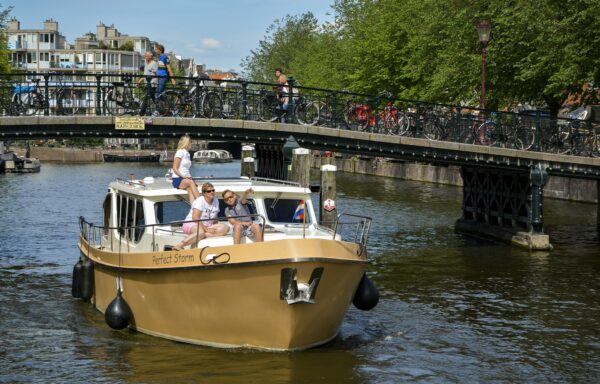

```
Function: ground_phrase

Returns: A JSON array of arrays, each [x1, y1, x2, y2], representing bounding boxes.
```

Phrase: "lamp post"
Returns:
[[477, 20, 491, 110]]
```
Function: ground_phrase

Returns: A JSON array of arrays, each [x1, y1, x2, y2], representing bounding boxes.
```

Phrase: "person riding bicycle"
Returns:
[[274, 68, 289, 110]]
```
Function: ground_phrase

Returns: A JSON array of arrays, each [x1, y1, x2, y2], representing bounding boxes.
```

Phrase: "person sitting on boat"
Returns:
[[171, 135, 200, 203], [222, 188, 264, 244], [172, 182, 229, 251]]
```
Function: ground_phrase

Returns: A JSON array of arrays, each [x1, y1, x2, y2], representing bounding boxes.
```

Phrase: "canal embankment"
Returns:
[[15, 147, 598, 204], [312, 155, 598, 204]]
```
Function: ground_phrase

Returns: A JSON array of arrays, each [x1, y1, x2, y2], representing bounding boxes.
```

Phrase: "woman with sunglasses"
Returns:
[[172, 182, 228, 251]]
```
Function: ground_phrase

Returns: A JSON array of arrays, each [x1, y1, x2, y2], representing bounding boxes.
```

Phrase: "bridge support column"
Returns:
[[455, 164, 552, 251], [255, 144, 285, 180]]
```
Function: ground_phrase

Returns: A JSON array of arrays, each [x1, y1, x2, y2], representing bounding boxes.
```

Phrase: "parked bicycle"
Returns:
[[104, 75, 145, 116], [156, 79, 223, 118], [8, 74, 79, 116]]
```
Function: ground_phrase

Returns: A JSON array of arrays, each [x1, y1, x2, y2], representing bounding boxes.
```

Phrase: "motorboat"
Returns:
[[192, 149, 233, 163], [74, 175, 378, 351], [103, 153, 160, 162], [0, 152, 41, 173]]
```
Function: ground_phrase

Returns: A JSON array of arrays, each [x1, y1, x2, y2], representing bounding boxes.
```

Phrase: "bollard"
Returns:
[[320, 164, 337, 229], [289, 148, 310, 187], [241, 145, 255, 178]]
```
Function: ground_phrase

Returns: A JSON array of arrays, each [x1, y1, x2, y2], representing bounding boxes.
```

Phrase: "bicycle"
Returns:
[[104, 75, 144, 116], [374, 92, 410, 135], [343, 98, 374, 131], [10, 78, 47, 116], [255, 89, 319, 125], [157, 79, 223, 118]]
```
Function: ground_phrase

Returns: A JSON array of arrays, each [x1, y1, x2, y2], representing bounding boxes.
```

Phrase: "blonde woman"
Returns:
[[172, 182, 229, 250], [171, 135, 199, 203]]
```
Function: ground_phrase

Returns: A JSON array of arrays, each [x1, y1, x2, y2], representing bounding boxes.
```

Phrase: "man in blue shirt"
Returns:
[[154, 44, 176, 101]]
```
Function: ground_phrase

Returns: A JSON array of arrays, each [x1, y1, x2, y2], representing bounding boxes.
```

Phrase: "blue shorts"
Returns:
[[172, 177, 182, 189]]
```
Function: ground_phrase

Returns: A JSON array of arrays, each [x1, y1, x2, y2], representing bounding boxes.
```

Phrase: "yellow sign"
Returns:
[[115, 117, 145, 130]]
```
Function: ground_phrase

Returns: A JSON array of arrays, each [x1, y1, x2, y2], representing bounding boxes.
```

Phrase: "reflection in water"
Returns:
[[1, 163, 599, 382]]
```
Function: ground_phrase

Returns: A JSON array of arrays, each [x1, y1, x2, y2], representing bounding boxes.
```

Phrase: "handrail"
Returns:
[[332, 212, 372, 256], [79, 214, 266, 252]]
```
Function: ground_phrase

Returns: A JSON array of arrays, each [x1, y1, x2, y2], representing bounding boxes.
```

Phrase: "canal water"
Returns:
[[1, 162, 599, 383]]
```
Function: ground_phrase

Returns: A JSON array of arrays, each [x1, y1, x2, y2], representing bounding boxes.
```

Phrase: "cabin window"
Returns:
[[115, 194, 145, 242], [264, 199, 308, 224], [154, 200, 190, 224]]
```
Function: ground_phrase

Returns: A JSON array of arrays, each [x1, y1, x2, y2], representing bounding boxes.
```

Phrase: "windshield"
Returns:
[[264, 198, 309, 224]]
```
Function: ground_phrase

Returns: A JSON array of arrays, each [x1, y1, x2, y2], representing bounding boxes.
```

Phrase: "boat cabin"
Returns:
[[100, 176, 335, 251]]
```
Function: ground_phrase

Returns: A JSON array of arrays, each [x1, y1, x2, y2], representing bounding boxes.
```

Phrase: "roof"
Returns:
[[109, 176, 309, 198]]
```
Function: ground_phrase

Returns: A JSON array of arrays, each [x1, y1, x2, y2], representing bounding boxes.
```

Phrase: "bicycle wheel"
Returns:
[[316, 102, 332, 127], [202, 92, 223, 118], [476, 121, 496, 146], [155, 90, 178, 116], [256, 96, 278, 122], [375, 113, 397, 135], [396, 113, 411, 136], [58, 89, 80, 115], [10, 94, 24, 116], [23, 93, 44, 116], [512, 124, 535, 150], [296, 101, 319, 125], [422, 115, 442, 140], [105, 88, 126, 116]]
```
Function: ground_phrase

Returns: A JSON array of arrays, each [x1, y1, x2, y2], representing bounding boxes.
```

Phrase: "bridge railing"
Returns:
[[1, 72, 598, 157]]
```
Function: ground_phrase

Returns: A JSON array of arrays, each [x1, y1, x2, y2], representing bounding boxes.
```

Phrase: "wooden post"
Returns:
[[320, 164, 337, 229], [241, 145, 255, 178], [289, 148, 310, 187], [597, 179, 600, 228]]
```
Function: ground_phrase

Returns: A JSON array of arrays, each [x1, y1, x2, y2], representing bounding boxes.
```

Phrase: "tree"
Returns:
[[242, 0, 600, 114], [0, 4, 14, 73], [118, 40, 134, 52]]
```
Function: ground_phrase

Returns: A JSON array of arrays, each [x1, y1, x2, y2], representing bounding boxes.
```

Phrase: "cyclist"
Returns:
[[274, 68, 289, 120]]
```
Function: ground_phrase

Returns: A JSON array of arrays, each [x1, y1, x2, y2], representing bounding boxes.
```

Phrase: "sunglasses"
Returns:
[[203, 189, 215, 193], [224, 195, 235, 200]]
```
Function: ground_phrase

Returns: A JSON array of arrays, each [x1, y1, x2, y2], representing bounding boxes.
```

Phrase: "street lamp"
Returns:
[[477, 20, 492, 110]]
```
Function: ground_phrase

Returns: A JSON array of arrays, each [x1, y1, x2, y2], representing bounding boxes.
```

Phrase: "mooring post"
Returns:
[[320, 164, 337, 228], [289, 148, 310, 187], [530, 163, 549, 233], [241, 145, 255, 178]]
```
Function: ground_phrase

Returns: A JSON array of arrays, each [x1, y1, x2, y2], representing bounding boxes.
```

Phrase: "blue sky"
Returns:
[[5, 0, 335, 72]]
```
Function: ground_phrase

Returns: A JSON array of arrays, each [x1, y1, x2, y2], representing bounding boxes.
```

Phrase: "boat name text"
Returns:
[[153, 253, 195, 265]]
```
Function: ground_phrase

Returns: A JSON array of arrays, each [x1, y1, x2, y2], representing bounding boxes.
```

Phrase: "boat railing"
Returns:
[[79, 214, 266, 253], [250, 177, 301, 187], [333, 213, 372, 255]]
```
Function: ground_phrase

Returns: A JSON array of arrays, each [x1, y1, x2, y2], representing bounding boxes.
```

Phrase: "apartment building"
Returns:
[[6, 18, 145, 75]]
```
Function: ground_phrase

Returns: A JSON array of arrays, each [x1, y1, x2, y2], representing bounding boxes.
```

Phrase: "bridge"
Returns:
[[1, 72, 599, 250]]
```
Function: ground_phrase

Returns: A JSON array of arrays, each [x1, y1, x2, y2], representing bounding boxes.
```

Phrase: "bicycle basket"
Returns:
[[12, 85, 36, 94]]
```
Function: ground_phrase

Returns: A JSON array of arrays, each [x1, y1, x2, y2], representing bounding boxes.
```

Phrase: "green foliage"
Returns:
[[0, 4, 14, 73], [242, 0, 600, 114], [118, 40, 134, 52]]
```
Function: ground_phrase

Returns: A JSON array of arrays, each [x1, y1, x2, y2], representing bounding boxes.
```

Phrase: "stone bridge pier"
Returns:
[[455, 163, 552, 251]]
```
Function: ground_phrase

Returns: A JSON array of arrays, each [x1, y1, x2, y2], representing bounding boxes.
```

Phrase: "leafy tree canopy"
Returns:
[[242, 0, 600, 114]]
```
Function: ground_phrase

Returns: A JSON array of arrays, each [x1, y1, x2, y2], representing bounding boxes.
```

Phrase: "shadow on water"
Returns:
[[1, 163, 600, 383]]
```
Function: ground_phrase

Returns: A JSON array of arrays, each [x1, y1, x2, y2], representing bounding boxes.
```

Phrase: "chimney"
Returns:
[[7, 18, 20, 31], [43, 18, 58, 31], [96, 22, 107, 39]]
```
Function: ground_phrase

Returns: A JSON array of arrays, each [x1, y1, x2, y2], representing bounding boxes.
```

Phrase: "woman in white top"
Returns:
[[171, 135, 200, 203], [172, 182, 229, 250]]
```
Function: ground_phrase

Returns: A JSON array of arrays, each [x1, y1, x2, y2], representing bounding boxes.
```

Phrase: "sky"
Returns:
[[5, 0, 335, 73]]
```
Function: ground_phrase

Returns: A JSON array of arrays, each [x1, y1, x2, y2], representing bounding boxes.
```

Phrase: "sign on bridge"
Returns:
[[115, 117, 145, 130]]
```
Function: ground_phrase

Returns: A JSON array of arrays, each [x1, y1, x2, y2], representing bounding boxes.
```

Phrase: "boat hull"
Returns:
[[80, 237, 367, 350], [103, 154, 160, 162]]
